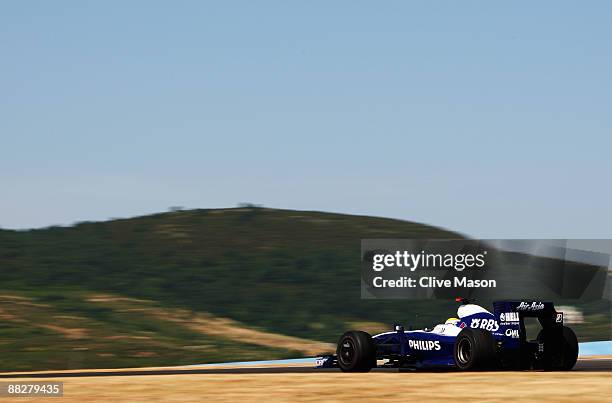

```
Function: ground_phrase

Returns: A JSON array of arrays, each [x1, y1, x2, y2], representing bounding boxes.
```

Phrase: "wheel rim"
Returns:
[[339, 338, 356, 366], [457, 338, 472, 365]]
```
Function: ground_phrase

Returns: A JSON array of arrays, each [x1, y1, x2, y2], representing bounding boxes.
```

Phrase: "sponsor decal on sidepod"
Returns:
[[408, 340, 441, 351], [470, 318, 499, 331], [500, 312, 520, 322], [505, 328, 520, 338]]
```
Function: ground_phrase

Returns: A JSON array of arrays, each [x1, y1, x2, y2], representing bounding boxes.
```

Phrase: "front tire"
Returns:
[[454, 328, 497, 370], [336, 330, 376, 372]]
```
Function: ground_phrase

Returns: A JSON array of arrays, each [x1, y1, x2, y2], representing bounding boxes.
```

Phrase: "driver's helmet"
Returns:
[[445, 317, 460, 326]]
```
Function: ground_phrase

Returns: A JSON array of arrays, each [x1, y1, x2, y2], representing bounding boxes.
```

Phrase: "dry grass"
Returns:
[[87, 294, 335, 356], [0, 297, 87, 339], [86, 295, 154, 304], [147, 308, 334, 356], [0, 307, 22, 322], [37, 324, 89, 340], [346, 321, 389, 335], [4, 371, 611, 402]]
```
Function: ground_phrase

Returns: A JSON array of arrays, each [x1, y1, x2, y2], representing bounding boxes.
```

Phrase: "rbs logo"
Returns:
[[470, 318, 499, 332]]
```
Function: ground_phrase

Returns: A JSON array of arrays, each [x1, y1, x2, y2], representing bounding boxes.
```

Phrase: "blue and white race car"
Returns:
[[316, 299, 578, 371]]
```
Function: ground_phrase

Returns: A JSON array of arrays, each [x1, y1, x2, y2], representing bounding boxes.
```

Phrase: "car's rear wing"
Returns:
[[493, 300, 563, 348]]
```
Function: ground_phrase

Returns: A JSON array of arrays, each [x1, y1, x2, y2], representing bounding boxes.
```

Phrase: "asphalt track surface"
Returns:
[[0, 358, 609, 378]]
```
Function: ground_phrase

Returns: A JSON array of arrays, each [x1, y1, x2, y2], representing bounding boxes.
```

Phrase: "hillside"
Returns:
[[0, 207, 462, 370], [0, 207, 465, 333], [0, 207, 608, 371]]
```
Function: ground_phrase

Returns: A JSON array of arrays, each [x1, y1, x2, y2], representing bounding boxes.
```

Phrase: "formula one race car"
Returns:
[[316, 299, 578, 371]]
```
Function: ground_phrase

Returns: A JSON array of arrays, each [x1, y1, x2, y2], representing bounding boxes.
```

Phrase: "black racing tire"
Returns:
[[537, 326, 578, 371], [453, 328, 497, 371], [336, 330, 376, 372]]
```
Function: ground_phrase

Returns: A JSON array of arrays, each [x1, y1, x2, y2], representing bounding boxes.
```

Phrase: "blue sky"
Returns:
[[1, 1, 611, 237]]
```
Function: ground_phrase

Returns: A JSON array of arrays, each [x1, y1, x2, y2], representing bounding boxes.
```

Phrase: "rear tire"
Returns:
[[537, 326, 578, 371], [336, 330, 376, 372], [454, 328, 497, 370]]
